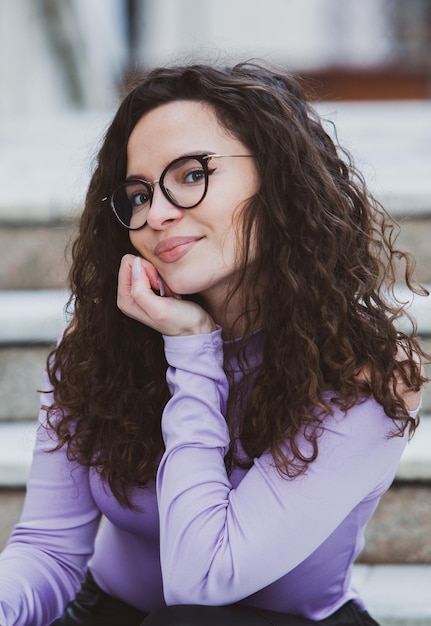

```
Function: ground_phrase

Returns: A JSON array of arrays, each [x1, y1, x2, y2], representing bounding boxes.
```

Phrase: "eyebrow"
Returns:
[[125, 151, 216, 182]]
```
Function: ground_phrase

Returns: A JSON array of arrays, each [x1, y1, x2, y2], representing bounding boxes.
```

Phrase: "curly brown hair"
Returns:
[[46, 61, 428, 505]]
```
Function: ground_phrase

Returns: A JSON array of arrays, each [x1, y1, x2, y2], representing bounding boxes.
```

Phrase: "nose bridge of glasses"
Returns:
[[149, 177, 175, 207], [145, 176, 183, 223], [143, 177, 159, 200], [139, 177, 163, 209]]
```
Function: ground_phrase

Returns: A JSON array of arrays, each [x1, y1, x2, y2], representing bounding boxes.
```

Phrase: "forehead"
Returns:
[[127, 100, 238, 170]]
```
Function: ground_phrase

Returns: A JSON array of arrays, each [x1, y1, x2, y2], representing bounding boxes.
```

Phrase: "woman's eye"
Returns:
[[130, 192, 150, 208], [183, 169, 205, 184]]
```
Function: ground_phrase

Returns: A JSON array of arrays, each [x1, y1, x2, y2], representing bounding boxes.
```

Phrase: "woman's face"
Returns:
[[127, 100, 260, 310]]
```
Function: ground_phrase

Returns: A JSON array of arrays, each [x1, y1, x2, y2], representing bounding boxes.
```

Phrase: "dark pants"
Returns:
[[51, 571, 379, 626], [141, 601, 379, 626]]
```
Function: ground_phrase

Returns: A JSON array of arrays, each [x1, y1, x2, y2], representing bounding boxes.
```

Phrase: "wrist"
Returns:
[[174, 319, 217, 336]]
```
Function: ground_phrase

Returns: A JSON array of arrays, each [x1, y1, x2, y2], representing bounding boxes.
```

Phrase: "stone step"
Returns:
[[358, 480, 431, 566], [352, 565, 431, 626], [0, 290, 69, 421], [0, 289, 69, 344], [391, 286, 431, 338], [315, 101, 431, 220], [0, 112, 110, 224], [395, 417, 431, 482], [0, 223, 73, 290], [396, 217, 431, 287]]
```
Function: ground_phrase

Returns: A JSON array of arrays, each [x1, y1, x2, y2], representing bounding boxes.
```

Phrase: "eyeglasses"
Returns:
[[108, 154, 254, 230]]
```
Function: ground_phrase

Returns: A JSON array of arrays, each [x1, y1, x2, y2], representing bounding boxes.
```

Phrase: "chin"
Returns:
[[168, 283, 205, 297], [162, 273, 212, 297]]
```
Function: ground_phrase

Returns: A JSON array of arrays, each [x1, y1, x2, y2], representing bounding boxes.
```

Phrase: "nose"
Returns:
[[145, 183, 184, 230]]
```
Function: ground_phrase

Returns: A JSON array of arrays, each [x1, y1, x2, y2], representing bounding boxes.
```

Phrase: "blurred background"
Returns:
[[1, 0, 430, 283], [0, 1, 431, 620], [2, 0, 431, 113]]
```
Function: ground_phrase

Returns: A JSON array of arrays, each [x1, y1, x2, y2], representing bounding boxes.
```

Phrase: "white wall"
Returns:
[[0, 0, 396, 114], [0, 0, 66, 114], [0, 0, 127, 114], [137, 0, 393, 70]]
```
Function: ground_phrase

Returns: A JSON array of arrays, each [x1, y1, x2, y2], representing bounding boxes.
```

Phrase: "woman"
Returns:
[[0, 62, 427, 626]]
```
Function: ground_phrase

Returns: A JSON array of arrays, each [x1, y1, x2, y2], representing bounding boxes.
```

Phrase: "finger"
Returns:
[[157, 275, 180, 299], [132, 256, 161, 292], [117, 254, 135, 303], [117, 255, 154, 320], [129, 260, 173, 320]]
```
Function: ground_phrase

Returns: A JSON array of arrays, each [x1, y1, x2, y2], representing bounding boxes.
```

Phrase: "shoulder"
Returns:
[[315, 395, 409, 468], [316, 397, 409, 490], [393, 340, 424, 412], [354, 341, 424, 413]]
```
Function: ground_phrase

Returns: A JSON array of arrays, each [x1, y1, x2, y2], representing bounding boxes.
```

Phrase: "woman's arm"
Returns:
[[116, 254, 418, 607], [157, 331, 413, 606], [0, 372, 101, 626]]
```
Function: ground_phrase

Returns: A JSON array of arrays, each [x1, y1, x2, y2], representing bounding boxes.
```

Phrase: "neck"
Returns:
[[199, 284, 259, 341]]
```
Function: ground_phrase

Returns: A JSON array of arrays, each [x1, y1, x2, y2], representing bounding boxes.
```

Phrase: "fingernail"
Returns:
[[132, 257, 142, 280], [157, 277, 165, 297]]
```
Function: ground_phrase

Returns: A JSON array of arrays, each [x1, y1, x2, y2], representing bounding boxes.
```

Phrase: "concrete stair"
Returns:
[[0, 104, 430, 624]]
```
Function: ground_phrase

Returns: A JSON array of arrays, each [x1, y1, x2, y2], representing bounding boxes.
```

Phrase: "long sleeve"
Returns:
[[157, 331, 409, 607], [0, 372, 101, 626]]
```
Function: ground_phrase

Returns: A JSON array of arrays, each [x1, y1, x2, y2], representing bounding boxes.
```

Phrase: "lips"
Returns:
[[154, 236, 203, 263]]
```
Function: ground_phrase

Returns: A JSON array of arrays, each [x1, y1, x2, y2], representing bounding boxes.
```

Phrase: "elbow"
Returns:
[[162, 576, 215, 606], [163, 585, 230, 607], [162, 566, 238, 607]]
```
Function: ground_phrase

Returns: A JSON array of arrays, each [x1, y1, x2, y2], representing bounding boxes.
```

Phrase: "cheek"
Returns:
[[129, 231, 151, 258], [216, 220, 244, 271]]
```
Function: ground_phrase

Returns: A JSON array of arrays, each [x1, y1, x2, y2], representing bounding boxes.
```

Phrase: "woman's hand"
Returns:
[[117, 254, 216, 336]]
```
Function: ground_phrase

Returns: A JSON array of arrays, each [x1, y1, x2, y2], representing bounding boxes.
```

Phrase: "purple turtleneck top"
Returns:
[[0, 329, 415, 625]]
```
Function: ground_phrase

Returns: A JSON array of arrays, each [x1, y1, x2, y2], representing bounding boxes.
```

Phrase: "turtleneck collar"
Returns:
[[222, 327, 265, 373]]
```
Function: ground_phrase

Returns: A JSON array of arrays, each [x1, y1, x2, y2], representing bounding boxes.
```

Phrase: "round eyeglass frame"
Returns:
[[106, 153, 254, 231]]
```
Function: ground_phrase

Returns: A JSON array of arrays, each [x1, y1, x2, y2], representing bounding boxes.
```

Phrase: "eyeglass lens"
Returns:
[[112, 156, 208, 229]]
